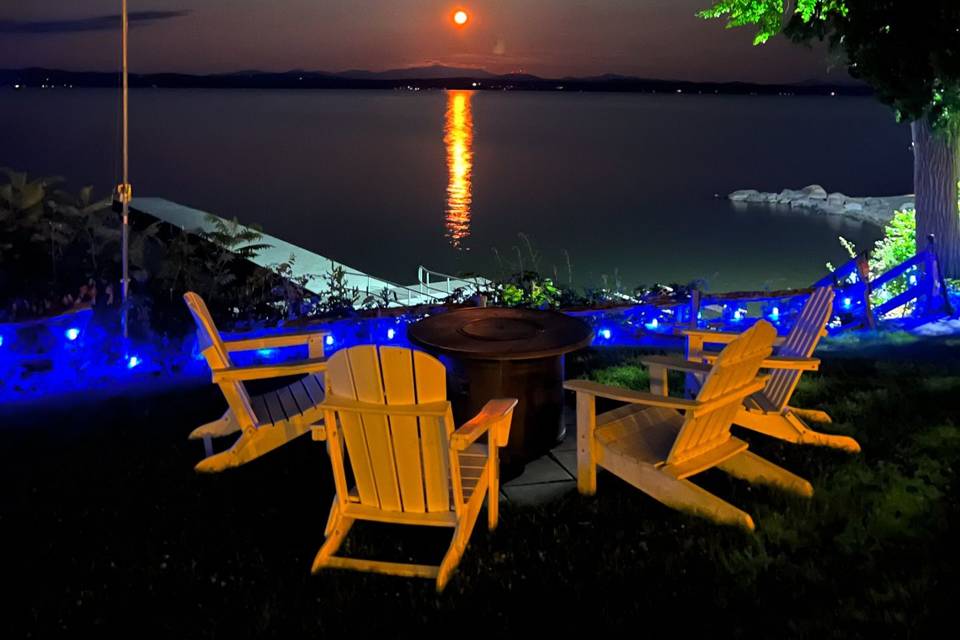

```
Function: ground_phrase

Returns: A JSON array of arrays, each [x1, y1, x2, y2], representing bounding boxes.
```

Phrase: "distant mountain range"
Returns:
[[0, 65, 869, 96]]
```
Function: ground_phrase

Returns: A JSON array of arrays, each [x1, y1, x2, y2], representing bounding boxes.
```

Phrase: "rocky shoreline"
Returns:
[[729, 185, 914, 226]]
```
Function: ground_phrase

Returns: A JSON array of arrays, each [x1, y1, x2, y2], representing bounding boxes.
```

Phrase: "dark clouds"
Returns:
[[0, 11, 189, 35]]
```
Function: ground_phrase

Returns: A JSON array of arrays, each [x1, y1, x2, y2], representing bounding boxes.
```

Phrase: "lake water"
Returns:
[[1, 88, 914, 291]]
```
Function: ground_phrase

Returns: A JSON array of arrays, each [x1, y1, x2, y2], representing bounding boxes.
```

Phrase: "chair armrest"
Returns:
[[211, 357, 328, 382], [639, 355, 713, 376], [702, 353, 820, 371], [763, 355, 821, 371], [680, 329, 740, 344], [321, 394, 451, 418], [682, 328, 786, 348], [566, 378, 768, 417], [450, 398, 518, 450], [564, 380, 701, 412], [224, 330, 330, 358]]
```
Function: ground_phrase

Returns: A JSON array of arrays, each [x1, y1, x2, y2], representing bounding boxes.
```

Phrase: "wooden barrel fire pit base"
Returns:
[[408, 308, 593, 478]]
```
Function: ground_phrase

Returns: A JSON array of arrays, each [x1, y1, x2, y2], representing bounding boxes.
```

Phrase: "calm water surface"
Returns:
[[1, 88, 913, 291]]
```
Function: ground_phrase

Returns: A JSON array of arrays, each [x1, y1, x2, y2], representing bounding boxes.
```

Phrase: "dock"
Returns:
[[131, 198, 489, 307]]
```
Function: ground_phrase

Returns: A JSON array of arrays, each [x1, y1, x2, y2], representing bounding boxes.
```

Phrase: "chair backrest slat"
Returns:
[[668, 321, 776, 464], [764, 287, 834, 411], [326, 346, 454, 514], [380, 347, 427, 513], [183, 292, 258, 431], [347, 346, 403, 511], [327, 347, 381, 507], [412, 350, 453, 513]]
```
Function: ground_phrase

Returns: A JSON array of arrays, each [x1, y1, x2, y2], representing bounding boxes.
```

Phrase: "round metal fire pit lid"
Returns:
[[407, 307, 593, 360]]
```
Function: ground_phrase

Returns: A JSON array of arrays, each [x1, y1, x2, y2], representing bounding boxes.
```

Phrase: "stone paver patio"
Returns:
[[501, 406, 579, 506]]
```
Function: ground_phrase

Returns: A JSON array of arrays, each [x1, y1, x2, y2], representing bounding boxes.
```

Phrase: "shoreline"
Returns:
[[2, 68, 872, 97], [729, 185, 913, 227]]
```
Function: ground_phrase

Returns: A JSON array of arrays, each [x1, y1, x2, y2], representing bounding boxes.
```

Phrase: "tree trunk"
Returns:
[[912, 118, 960, 278]]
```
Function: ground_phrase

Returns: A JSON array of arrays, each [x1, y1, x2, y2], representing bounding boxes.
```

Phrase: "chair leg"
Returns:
[[601, 447, 755, 530], [190, 409, 240, 440], [437, 493, 484, 592], [194, 421, 316, 473], [576, 392, 598, 495], [311, 507, 355, 574], [650, 474, 756, 531], [324, 496, 341, 537], [718, 450, 814, 497], [789, 407, 832, 424], [638, 474, 754, 531], [487, 450, 500, 532], [194, 448, 238, 473], [736, 407, 861, 453]]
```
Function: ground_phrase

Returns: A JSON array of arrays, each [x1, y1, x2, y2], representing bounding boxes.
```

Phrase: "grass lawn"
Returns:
[[5, 337, 960, 637]]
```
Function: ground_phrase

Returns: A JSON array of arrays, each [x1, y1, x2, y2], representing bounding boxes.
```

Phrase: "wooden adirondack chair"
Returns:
[[311, 345, 517, 592], [565, 320, 812, 530], [185, 292, 330, 473], [684, 286, 860, 453]]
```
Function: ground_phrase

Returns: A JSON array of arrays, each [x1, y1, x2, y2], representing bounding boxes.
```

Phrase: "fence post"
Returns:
[[926, 234, 955, 316], [683, 287, 703, 398], [688, 287, 701, 329], [856, 250, 877, 329]]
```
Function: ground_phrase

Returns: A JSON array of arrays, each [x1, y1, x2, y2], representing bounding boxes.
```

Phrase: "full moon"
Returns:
[[453, 10, 469, 26]]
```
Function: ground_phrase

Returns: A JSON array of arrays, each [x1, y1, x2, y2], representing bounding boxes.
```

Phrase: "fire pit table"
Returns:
[[407, 307, 593, 476]]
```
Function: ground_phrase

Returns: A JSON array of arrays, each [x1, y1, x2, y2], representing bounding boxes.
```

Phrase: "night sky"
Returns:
[[0, 1, 845, 82]]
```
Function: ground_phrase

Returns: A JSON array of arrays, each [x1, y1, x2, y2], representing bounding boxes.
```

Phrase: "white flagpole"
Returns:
[[119, 0, 131, 338]]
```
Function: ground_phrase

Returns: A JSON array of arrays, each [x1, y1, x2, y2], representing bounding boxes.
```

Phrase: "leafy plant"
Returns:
[[321, 265, 361, 316], [872, 210, 918, 276], [200, 215, 272, 259], [49, 186, 119, 276], [361, 286, 399, 311]]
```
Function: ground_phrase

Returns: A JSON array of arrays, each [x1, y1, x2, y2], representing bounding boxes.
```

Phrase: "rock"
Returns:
[[729, 189, 759, 202], [891, 198, 916, 212], [777, 189, 801, 203], [729, 184, 911, 227], [826, 192, 847, 207], [801, 184, 828, 200]]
